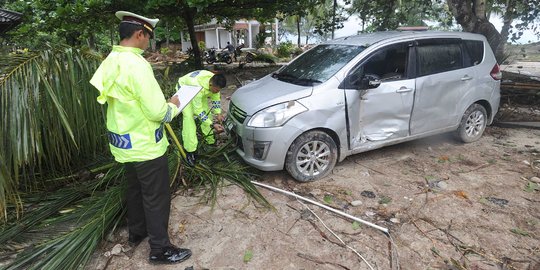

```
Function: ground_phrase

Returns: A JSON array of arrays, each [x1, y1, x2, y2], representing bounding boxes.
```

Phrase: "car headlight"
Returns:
[[247, 101, 307, 128]]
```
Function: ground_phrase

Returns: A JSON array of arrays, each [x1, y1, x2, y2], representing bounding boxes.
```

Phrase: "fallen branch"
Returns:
[[297, 253, 351, 270], [419, 218, 522, 270], [251, 181, 389, 234], [353, 160, 388, 176], [299, 200, 375, 270], [411, 219, 436, 244]]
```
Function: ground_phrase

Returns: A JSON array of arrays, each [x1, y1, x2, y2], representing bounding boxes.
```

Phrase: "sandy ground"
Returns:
[[86, 64, 540, 270], [86, 124, 540, 270]]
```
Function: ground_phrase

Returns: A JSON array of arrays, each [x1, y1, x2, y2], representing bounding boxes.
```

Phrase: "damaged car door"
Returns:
[[410, 38, 469, 134], [342, 42, 415, 149]]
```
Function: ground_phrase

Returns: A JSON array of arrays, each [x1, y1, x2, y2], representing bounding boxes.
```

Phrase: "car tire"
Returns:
[[285, 131, 338, 182], [456, 104, 488, 143]]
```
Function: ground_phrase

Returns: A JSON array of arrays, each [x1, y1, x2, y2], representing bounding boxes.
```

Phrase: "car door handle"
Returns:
[[396, 87, 413, 93], [461, 75, 473, 81]]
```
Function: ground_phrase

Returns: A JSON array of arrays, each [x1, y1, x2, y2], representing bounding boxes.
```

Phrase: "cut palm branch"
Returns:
[[0, 46, 106, 220]]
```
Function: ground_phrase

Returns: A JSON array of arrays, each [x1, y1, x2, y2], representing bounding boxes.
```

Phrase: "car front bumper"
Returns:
[[225, 116, 302, 171]]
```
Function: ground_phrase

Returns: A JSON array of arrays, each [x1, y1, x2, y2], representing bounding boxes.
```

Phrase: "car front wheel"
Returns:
[[456, 103, 487, 143], [285, 131, 338, 182]]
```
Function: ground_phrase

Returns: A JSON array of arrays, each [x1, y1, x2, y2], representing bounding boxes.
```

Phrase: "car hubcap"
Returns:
[[465, 110, 485, 137], [296, 141, 331, 177]]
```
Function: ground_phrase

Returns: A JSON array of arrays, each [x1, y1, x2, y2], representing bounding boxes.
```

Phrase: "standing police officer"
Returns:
[[90, 11, 191, 264], [177, 70, 226, 166]]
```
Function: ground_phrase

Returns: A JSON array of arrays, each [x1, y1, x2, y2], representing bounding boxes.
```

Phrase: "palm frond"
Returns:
[[0, 153, 21, 224], [165, 125, 272, 208], [1, 164, 125, 270], [0, 47, 106, 220]]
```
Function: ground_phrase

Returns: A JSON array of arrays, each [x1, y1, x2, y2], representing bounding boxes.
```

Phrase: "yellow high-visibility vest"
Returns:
[[90, 45, 179, 163], [176, 70, 221, 152]]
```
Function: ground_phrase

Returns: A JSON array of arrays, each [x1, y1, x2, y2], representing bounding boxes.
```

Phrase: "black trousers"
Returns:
[[125, 154, 171, 251]]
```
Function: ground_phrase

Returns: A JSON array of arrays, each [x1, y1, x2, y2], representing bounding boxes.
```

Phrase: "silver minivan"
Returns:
[[226, 31, 501, 181]]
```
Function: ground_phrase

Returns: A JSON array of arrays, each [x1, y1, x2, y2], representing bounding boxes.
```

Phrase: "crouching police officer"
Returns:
[[90, 11, 191, 264], [177, 70, 226, 166]]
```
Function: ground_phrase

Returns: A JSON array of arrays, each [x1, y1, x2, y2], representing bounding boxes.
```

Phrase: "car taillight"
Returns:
[[490, 64, 502, 80]]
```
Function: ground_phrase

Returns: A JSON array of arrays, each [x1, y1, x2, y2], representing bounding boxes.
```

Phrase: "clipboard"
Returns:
[[173, 85, 203, 112]]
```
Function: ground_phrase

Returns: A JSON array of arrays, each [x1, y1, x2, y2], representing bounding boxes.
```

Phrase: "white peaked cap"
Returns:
[[115, 11, 159, 29]]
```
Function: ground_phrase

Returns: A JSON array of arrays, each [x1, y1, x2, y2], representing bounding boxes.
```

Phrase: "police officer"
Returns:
[[90, 11, 191, 264], [177, 70, 226, 166]]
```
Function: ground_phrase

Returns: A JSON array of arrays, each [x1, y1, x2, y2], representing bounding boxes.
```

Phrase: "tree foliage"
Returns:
[[349, 0, 451, 32]]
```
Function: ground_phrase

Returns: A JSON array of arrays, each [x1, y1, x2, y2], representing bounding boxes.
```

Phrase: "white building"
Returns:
[[180, 19, 279, 51]]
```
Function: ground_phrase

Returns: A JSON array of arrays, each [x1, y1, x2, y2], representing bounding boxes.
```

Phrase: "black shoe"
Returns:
[[149, 245, 192, 264], [185, 152, 196, 167], [128, 233, 147, 247]]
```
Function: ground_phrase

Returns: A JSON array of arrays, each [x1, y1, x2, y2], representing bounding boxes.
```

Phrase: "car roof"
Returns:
[[325, 31, 485, 47]]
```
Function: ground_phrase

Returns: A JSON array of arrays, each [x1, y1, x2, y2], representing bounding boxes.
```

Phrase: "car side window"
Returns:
[[341, 43, 409, 89], [417, 42, 463, 76], [463, 40, 484, 66]]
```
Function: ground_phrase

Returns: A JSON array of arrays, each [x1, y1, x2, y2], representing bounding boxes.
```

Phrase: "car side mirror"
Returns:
[[360, 74, 381, 89]]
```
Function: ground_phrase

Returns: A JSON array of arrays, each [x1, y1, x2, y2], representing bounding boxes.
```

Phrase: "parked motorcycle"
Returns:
[[204, 48, 233, 64], [234, 44, 255, 63]]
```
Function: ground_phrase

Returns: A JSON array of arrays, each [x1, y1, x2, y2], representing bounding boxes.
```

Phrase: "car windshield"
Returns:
[[273, 44, 365, 86]]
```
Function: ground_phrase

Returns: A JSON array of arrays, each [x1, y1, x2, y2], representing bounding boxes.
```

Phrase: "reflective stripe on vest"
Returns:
[[162, 106, 173, 123], [108, 131, 132, 149], [190, 70, 201, 77], [211, 100, 221, 110], [196, 110, 209, 122], [155, 124, 164, 142]]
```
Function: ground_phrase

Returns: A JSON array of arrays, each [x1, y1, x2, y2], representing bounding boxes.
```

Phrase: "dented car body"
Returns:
[[226, 31, 501, 181]]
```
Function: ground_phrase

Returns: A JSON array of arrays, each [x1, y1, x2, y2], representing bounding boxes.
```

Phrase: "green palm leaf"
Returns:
[[0, 46, 106, 220]]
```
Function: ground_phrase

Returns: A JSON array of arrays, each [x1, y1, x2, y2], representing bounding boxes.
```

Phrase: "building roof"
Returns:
[[0, 8, 23, 34]]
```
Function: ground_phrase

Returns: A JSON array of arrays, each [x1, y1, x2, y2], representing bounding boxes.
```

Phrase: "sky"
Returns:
[[334, 15, 540, 44]]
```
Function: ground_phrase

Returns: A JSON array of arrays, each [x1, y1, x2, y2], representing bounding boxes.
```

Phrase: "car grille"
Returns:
[[229, 128, 244, 151], [229, 102, 247, 124]]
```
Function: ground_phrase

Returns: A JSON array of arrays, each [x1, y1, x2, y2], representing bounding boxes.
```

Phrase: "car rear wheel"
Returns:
[[285, 131, 337, 182], [225, 55, 233, 64], [456, 104, 487, 143]]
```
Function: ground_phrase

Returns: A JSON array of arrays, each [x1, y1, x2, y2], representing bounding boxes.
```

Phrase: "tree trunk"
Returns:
[[495, 0, 516, 62], [110, 27, 114, 46], [447, 0, 501, 56], [332, 0, 337, 39], [87, 33, 96, 51], [297, 15, 301, 47], [181, 2, 203, 68], [166, 21, 170, 48]]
